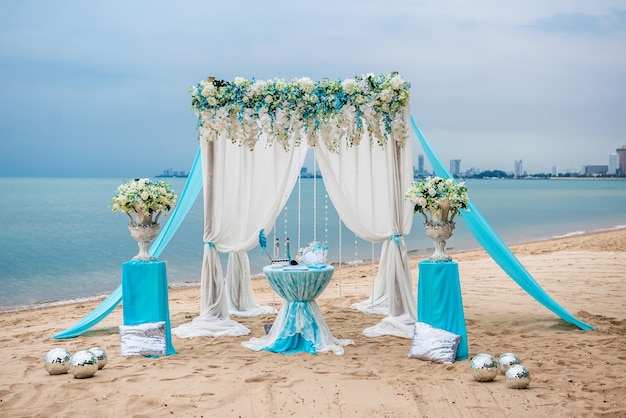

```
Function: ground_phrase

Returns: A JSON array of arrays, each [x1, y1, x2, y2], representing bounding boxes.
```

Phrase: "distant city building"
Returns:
[[584, 165, 608, 176], [617, 145, 626, 176], [156, 169, 188, 177], [449, 159, 461, 177], [465, 167, 481, 176], [418, 154, 424, 176], [551, 165, 559, 177], [514, 160, 523, 178], [609, 153, 618, 175]]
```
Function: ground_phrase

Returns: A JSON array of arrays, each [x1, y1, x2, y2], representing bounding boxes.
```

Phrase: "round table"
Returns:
[[241, 265, 354, 355]]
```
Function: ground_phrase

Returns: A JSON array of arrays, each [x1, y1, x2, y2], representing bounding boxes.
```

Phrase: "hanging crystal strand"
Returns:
[[297, 151, 303, 251], [297, 168, 302, 250], [313, 154, 317, 242], [323, 189, 329, 263], [283, 204, 288, 259], [273, 221, 278, 260]]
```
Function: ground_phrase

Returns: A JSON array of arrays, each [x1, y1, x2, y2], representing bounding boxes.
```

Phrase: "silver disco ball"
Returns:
[[505, 364, 531, 389], [470, 353, 499, 382], [44, 348, 71, 375], [498, 352, 521, 375], [88, 347, 107, 370], [69, 350, 99, 379]]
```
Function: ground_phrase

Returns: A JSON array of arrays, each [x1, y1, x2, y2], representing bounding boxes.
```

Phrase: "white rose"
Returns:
[[234, 77, 246, 85], [119, 196, 128, 205], [201, 83, 216, 97], [264, 95, 273, 104], [341, 79, 357, 95], [390, 75, 404, 90], [250, 80, 266, 96], [446, 178, 453, 186], [207, 97, 217, 106], [298, 77, 315, 93], [428, 188, 437, 197], [417, 197, 427, 207], [141, 191, 150, 200]]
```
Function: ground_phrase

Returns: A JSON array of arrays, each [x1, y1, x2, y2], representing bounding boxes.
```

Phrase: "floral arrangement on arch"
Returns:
[[405, 176, 469, 221], [190, 72, 411, 152], [111, 178, 177, 224]]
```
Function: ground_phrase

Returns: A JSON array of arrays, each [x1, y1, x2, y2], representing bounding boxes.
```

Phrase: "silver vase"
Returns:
[[422, 206, 456, 262], [128, 211, 160, 261]]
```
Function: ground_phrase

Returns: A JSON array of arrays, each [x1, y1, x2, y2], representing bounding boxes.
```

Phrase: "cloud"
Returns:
[[528, 8, 626, 34], [0, 1, 624, 176]]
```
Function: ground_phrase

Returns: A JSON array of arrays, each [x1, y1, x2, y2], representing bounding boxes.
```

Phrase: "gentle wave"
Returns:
[[1, 177, 625, 309]]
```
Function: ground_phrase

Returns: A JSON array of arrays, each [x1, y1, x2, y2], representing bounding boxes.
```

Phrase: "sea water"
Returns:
[[1, 177, 625, 311]]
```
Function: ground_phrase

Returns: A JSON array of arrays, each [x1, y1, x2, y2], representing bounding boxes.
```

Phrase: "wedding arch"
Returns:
[[172, 73, 417, 338], [53, 72, 591, 341]]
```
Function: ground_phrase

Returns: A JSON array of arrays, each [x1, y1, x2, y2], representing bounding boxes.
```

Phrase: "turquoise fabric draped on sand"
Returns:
[[53, 148, 203, 339], [409, 116, 592, 331], [121, 260, 176, 355], [417, 261, 469, 360]]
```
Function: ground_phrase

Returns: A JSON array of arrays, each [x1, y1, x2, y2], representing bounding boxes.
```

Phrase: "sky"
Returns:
[[1, 0, 625, 177]]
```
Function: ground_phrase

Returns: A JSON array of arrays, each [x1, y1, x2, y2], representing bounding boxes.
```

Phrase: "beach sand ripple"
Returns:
[[1, 229, 625, 417]]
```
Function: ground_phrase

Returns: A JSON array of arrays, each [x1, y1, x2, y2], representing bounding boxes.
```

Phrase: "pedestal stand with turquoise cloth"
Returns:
[[417, 260, 468, 361], [121, 260, 176, 355], [242, 266, 354, 355]]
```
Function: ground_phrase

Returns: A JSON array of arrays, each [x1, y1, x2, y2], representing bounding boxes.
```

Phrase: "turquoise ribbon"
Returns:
[[205, 242, 216, 249], [390, 233, 402, 245]]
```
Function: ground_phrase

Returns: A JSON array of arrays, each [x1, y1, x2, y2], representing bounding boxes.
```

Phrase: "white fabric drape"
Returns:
[[226, 251, 275, 317], [314, 109, 417, 338], [173, 135, 307, 338]]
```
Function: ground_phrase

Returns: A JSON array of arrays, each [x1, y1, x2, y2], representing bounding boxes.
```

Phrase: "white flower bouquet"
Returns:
[[111, 178, 177, 224], [405, 176, 469, 221]]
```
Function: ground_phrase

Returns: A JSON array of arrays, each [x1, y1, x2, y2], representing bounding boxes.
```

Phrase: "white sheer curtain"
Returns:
[[173, 135, 307, 338], [314, 110, 417, 338]]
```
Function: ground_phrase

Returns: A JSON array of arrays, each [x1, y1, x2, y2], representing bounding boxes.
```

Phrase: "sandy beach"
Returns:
[[1, 228, 625, 417]]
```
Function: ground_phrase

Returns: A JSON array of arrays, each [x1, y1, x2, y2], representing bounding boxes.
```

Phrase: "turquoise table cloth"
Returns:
[[242, 265, 354, 355], [417, 260, 468, 360], [122, 260, 176, 355]]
